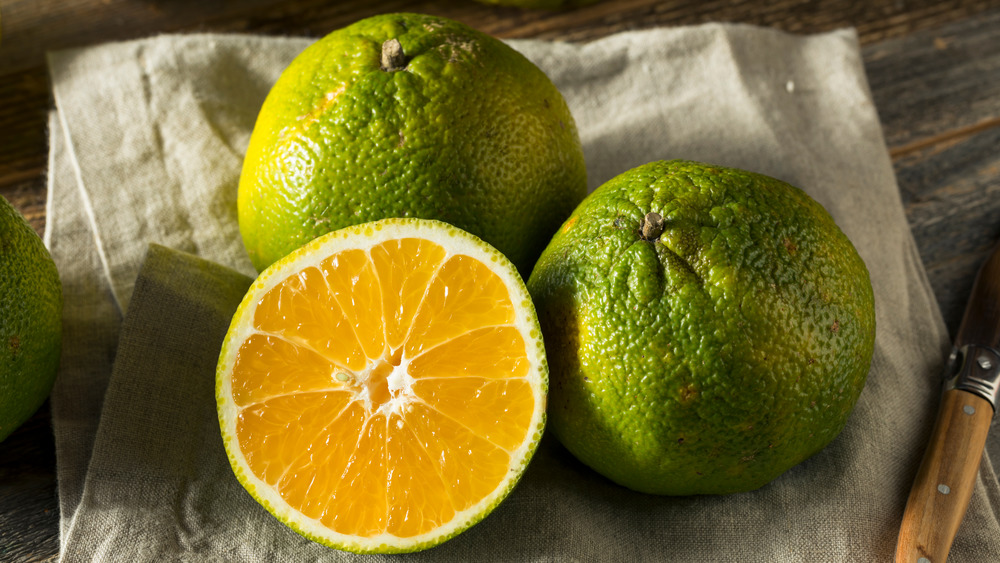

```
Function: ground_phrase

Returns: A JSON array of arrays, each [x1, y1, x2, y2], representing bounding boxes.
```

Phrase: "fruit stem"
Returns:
[[641, 212, 664, 241], [381, 39, 407, 72]]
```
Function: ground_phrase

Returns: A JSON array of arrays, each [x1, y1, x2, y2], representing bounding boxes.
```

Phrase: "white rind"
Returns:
[[216, 218, 548, 553]]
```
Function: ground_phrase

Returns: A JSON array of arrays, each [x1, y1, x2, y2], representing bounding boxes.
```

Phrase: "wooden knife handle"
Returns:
[[895, 388, 993, 563]]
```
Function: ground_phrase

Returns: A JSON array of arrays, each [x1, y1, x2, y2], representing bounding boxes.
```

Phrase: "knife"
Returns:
[[895, 242, 1000, 563]]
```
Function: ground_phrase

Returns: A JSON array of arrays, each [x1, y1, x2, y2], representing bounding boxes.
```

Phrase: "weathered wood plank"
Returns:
[[893, 127, 1000, 337], [0, 0, 287, 74], [4, 0, 999, 75], [0, 405, 59, 563], [0, 178, 47, 237], [3, 0, 1000, 195], [862, 9, 1000, 337], [0, 67, 51, 193], [866, 8, 1000, 152]]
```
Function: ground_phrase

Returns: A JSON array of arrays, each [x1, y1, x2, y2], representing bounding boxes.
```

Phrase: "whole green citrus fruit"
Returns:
[[0, 196, 62, 443], [527, 160, 876, 495], [238, 13, 587, 276]]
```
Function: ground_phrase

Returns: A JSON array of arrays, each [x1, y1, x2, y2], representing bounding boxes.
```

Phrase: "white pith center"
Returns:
[[382, 358, 414, 417], [339, 349, 415, 418]]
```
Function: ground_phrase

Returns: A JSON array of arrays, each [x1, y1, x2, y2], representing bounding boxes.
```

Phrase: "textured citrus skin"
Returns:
[[238, 13, 586, 276], [527, 160, 876, 495], [0, 196, 62, 443]]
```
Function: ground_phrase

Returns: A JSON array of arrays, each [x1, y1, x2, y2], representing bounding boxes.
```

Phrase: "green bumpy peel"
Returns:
[[528, 160, 876, 495]]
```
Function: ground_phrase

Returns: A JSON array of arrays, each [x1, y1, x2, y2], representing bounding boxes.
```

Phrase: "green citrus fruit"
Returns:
[[0, 196, 62, 443], [217, 218, 547, 552], [238, 13, 586, 276], [527, 160, 876, 495]]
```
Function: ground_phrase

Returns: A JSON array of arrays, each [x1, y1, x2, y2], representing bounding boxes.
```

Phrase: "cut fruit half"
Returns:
[[216, 218, 547, 553]]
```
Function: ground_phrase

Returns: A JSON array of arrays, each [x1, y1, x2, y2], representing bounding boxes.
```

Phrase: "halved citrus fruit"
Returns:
[[216, 218, 547, 553]]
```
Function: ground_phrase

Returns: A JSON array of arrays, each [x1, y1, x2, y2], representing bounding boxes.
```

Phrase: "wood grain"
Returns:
[[3, 0, 1000, 207], [0, 406, 59, 563], [864, 7, 1000, 337], [895, 389, 994, 562], [894, 125, 1000, 335], [4, 0, 998, 75], [866, 8, 1000, 154]]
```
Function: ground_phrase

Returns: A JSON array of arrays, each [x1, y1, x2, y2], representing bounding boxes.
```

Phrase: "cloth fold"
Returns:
[[45, 25, 1000, 561]]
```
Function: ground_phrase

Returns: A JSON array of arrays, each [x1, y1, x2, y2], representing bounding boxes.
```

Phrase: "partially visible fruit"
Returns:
[[238, 12, 586, 276], [217, 218, 548, 553], [528, 160, 876, 495], [0, 196, 62, 443]]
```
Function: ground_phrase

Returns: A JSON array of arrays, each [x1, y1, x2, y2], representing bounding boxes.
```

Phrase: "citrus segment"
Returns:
[[370, 238, 447, 351], [318, 250, 385, 360], [252, 267, 367, 371], [230, 334, 340, 405], [217, 218, 546, 553], [407, 326, 530, 380], [402, 402, 513, 506], [237, 391, 359, 485], [405, 256, 517, 357], [412, 377, 536, 451]]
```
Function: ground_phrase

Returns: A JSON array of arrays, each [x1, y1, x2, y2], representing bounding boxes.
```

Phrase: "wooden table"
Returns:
[[2, 0, 999, 560]]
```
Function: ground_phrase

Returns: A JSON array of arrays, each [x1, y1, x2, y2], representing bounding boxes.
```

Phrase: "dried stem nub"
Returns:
[[641, 212, 664, 241], [380, 39, 407, 72]]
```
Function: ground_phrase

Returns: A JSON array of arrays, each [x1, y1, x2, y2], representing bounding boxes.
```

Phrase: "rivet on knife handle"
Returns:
[[895, 345, 999, 563], [944, 345, 1000, 407]]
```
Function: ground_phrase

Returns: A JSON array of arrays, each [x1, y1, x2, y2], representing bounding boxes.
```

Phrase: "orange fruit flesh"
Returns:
[[228, 238, 536, 539]]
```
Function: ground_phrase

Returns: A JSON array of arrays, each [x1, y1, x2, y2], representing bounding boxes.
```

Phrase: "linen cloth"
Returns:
[[45, 26, 1000, 561]]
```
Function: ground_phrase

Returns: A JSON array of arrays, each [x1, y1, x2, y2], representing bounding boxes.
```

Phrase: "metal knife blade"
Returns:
[[895, 241, 1000, 563], [954, 242, 1000, 350]]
